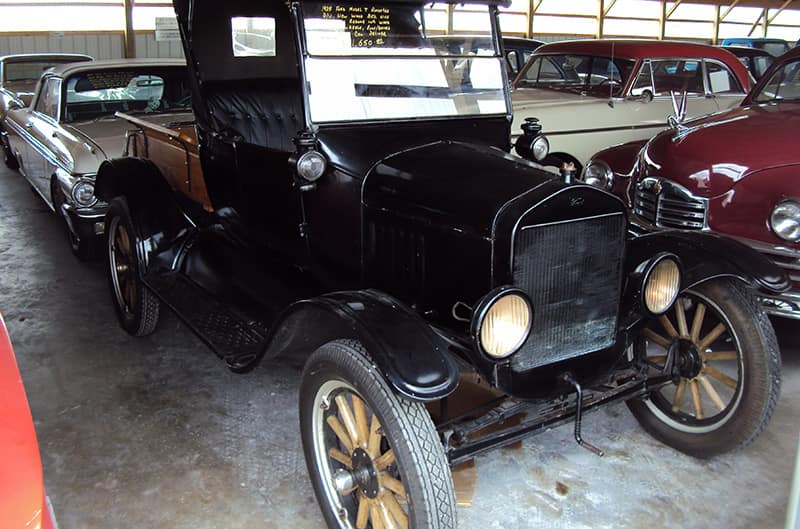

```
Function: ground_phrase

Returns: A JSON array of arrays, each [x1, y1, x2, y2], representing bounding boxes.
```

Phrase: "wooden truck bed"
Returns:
[[117, 112, 213, 211]]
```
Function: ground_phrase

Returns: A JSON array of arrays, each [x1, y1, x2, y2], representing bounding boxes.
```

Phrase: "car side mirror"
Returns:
[[626, 90, 653, 104], [7, 99, 24, 110]]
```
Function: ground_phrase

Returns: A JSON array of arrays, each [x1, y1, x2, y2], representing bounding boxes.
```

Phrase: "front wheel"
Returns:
[[105, 197, 160, 336], [627, 278, 781, 458], [52, 180, 96, 260], [300, 340, 456, 529], [2, 141, 18, 170]]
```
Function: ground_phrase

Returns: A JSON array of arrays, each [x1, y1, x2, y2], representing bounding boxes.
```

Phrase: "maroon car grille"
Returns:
[[634, 179, 708, 230]]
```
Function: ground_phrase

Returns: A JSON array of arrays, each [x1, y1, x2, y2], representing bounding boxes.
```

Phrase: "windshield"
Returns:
[[754, 58, 800, 103], [514, 54, 636, 98], [301, 2, 508, 123], [760, 41, 790, 57], [63, 67, 191, 122]]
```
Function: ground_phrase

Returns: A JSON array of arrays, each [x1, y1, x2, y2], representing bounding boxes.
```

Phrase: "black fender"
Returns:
[[95, 157, 195, 263], [625, 230, 790, 296], [265, 289, 460, 402]]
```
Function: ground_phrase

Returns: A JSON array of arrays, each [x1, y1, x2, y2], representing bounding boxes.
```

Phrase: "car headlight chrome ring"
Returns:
[[472, 287, 533, 360], [642, 254, 682, 316], [582, 160, 614, 190], [530, 136, 549, 162], [71, 178, 97, 208], [296, 150, 327, 182], [770, 200, 800, 243]]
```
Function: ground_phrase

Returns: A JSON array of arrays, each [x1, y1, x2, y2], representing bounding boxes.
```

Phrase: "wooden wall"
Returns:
[[0, 31, 184, 59]]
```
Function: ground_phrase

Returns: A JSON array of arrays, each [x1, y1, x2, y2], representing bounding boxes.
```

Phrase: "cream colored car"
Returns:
[[511, 39, 752, 171], [5, 58, 190, 259]]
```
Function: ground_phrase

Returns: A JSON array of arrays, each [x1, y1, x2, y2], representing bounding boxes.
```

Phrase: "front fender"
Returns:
[[625, 230, 790, 295], [265, 290, 460, 402], [96, 157, 194, 264]]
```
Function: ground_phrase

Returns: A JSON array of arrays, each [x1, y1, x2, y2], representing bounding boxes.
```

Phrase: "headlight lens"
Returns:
[[296, 150, 327, 182], [71, 179, 97, 207], [477, 291, 532, 359], [582, 160, 614, 190], [531, 136, 549, 162], [770, 200, 800, 242], [643, 257, 681, 315]]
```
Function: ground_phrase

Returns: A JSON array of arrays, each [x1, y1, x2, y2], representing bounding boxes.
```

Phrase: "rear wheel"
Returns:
[[105, 197, 160, 336], [627, 278, 781, 458], [300, 340, 456, 529]]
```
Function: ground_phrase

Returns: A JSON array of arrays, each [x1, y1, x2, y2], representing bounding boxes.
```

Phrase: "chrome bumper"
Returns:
[[62, 202, 108, 235], [732, 235, 800, 320], [760, 292, 800, 320], [628, 215, 800, 319]]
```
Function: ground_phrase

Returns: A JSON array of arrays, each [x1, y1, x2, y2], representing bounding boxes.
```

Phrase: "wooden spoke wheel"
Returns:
[[105, 197, 160, 337], [301, 340, 455, 529], [627, 278, 781, 458]]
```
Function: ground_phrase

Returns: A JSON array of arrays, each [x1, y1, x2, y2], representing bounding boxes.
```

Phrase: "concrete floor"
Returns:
[[0, 161, 798, 529]]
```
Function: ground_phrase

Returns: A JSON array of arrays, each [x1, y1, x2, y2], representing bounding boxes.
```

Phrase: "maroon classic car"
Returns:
[[585, 47, 800, 319]]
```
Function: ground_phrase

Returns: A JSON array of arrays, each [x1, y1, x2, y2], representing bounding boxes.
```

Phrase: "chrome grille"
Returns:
[[633, 178, 708, 230], [511, 212, 626, 372]]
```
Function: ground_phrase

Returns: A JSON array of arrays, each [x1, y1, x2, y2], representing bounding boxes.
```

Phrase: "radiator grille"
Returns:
[[633, 178, 707, 230], [511, 213, 626, 371]]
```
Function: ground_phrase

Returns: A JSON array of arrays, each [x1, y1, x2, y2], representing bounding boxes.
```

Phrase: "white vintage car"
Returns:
[[1, 53, 92, 169], [5, 58, 190, 259], [511, 39, 752, 171]]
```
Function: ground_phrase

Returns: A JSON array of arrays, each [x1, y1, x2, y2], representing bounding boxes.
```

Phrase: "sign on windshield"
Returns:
[[301, 2, 508, 123]]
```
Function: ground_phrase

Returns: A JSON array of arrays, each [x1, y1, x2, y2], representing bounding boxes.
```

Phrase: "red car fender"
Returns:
[[0, 314, 50, 529]]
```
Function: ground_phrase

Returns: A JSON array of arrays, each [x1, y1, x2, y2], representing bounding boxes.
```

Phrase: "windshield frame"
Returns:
[[297, 1, 512, 126]]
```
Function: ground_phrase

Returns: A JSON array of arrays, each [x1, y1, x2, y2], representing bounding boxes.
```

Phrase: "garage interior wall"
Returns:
[[0, 0, 797, 58]]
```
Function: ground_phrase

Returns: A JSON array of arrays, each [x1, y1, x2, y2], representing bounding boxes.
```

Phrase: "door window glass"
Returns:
[[34, 78, 61, 119], [706, 61, 743, 94], [647, 59, 704, 96]]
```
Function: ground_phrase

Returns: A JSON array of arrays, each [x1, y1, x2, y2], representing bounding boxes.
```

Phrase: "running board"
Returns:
[[144, 271, 268, 370]]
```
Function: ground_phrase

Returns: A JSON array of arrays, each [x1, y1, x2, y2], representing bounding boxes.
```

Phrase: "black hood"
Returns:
[[364, 140, 623, 238], [365, 141, 557, 238]]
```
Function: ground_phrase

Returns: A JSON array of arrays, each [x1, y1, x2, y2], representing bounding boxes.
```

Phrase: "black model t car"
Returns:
[[95, 1, 788, 527]]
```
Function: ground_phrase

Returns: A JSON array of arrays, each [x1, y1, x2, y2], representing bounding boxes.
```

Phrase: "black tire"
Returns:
[[51, 180, 97, 261], [105, 197, 160, 336], [300, 340, 456, 529], [3, 141, 18, 170], [627, 278, 781, 458]]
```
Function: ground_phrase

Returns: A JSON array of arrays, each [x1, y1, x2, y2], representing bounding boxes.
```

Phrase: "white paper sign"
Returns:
[[155, 17, 180, 42]]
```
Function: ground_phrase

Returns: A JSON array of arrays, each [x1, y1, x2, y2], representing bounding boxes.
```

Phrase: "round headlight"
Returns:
[[296, 150, 327, 182], [770, 200, 800, 243], [531, 136, 549, 162], [643, 257, 681, 315], [582, 160, 614, 190], [475, 290, 532, 359], [71, 179, 97, 208]]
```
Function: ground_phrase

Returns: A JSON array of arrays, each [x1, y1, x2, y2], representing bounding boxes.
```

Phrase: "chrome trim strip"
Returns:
[[4, 117, 72, 174]]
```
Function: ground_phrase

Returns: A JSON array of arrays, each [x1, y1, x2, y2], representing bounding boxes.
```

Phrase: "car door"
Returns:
[[24, 76, 62, 203], [704, 59, 748, 111]]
